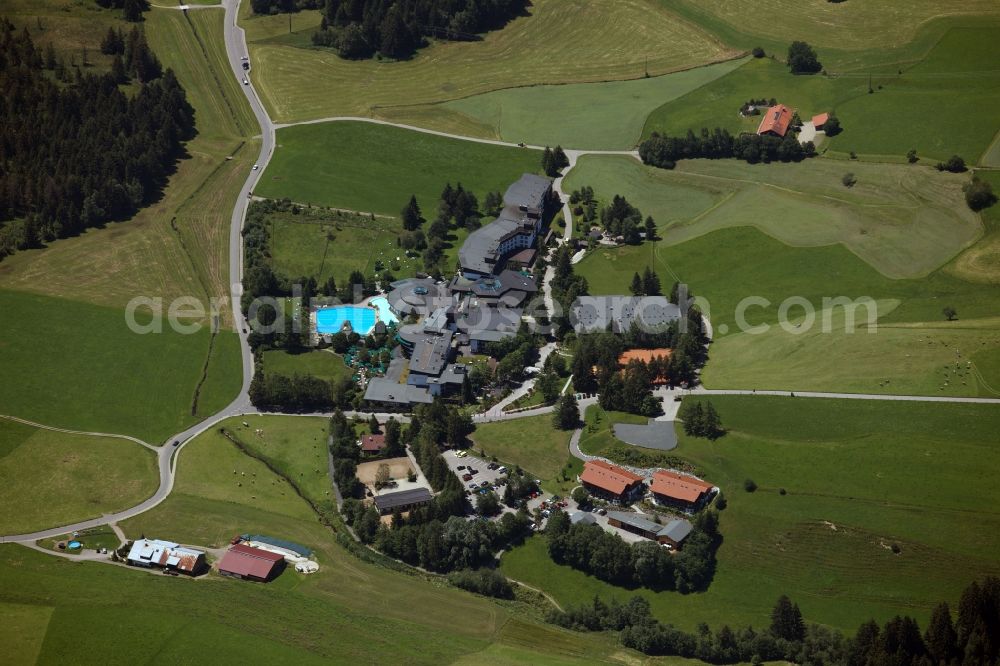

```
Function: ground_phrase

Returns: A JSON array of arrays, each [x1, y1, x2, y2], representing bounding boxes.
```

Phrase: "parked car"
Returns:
[[455, 450, 468, 458], [457, 465, 466, 470], [497, 466, 507, 474], [469, 469, 479, 475], [487, 463, 498, 470], [598, 508, 607, 516], [462, 473, 472, 481], [468, 482, 478, 489], [480, 481, 490, 488]]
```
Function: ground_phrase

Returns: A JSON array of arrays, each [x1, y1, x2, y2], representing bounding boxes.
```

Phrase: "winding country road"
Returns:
[[4, 0, 1000, 546]]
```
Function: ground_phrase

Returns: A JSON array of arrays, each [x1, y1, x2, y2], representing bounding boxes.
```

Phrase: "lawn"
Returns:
[[265, 207, 423, 283], [643, 27, 1000, 163], [0, 289, 239, 443], [470, 415, 574, 489], [258, 121, 543, 217], [503, 396, 1000, 634], [435, 58, 747, 150], [0, 419, 158, 535], [667, 0, 1000, 64], [566, 155, 980, 280], [262, 349, 351, 383], [246, 0, 738, 123]]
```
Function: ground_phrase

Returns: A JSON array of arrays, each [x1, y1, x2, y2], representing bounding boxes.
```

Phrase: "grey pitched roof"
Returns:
[[503, 173, 551, 212], [364, 377, 433, 405], [570, 511, 597, 525], [658, 518, 693, 543], [459, 214, 533, 275], [606, 511, 663, 534], [374, 487, 433, 512]]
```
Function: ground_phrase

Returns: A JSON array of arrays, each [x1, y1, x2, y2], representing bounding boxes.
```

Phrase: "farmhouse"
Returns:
[[218, 543, 286, 582], [756, 104, 795, 138], [650, 470, 715, 513], [606, 511, 694, 548], [580, 460, 645, 504], [126, 538, 206, 575], [374, 487, 434, 515], [811, 112, 829, 130], [361, 433, 386, 455]]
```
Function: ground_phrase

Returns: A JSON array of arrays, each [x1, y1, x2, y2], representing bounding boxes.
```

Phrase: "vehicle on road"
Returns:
[[241, 62, 249, 70], [252, 164, 259, 170], [242, 78, 249, 85]]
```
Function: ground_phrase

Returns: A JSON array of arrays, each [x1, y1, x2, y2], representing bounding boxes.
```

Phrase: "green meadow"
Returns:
[[643, 25, 1000, 162], [566, 155, 979, 279], [503, 396, 1000, 633], [0, 290, 241, 443], [262, 349, 352, 383], [265, 207, 423, 283], [258, 121, 542, 217], [247, 0, 737, 122], [438, 58, 747, 150], [0, 419, 158, 535], [568, 155, 1000, 396]]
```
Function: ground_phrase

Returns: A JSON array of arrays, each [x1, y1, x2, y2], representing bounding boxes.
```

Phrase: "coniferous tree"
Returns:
[[630, 272, 644, 296], [924, 602, 959, 665], [401, 195, 423, 230], [769, 595, 806, 641], [553, 393, 580, 430], [644, 215, 657, 241], [642, 266, 661, 296]]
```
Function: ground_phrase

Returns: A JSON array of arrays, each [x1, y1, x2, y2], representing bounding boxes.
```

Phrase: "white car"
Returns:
[[252, 164, 259, 171], [240, 55, 249, 61], [242, 78, 249, 86]]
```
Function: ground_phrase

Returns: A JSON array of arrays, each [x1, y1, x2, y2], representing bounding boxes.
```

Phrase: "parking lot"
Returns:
[[442, 450, 510, 498]]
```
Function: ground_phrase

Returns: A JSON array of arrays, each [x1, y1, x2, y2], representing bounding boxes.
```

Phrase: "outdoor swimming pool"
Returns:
[[316, 298, 398, 335]]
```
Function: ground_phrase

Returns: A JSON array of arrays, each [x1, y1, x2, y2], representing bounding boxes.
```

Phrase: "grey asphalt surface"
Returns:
[[612, 421, 678, 451]]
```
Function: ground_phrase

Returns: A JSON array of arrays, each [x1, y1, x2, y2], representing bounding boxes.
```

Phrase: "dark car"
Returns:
[[462, 473, 472, 481]]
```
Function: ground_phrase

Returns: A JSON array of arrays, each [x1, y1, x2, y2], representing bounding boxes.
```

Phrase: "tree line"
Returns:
[[0, 20, 193, 260], [310, 0, 527, 60], [546, 508, 720, 593], [94, 0, 150, 23], [600, 194, 657, 244], [547, 576, 1000, 665], [639, 127, 816, 170]]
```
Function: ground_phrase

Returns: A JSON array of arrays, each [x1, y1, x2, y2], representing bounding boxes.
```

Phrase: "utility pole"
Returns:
[[289, 15, 292, 34]]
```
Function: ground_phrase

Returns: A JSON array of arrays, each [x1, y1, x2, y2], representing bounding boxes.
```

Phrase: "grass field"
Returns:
[[265, 207, 423, 282], [567, 155, 980, 279], [643, 28, 1000, 163], [667, 0, 1000, 63], [0, 290, 241, 443], [503, 396, 1000, 634], [431, 58, 747, 150], [0, 419, 157, 534], [246, 0, 737, 123], [262, 349, 351, 383], [258, 121, 543, 217], [470, 415, 574, 490], [568, 155, 1000, 396]]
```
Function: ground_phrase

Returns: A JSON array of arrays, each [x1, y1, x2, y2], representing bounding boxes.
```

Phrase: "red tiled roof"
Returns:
[[580, 460, 644, 496], [218, 544, 284, 580], [811, 112, 829, 128], [756, 104, 794, 137], [650, 470, 713, 503], [361, 434, 386, 452]]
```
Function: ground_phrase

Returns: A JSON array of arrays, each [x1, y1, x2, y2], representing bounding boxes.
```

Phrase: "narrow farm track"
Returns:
[[5, 0, 1000, 546]]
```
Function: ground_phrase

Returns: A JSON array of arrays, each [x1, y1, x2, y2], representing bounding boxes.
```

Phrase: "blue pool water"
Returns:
[[316, 306, 376, 335], [316, 299, 398, 335], [369, 296, 399, 326]]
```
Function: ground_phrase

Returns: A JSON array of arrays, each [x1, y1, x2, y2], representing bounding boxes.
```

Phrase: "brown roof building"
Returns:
[[618, 348, 672, 385], [756, 104, 795, 137], [580, 460, 645, 504], [811, 112, 829, 129], [650, 470, 715, 512], [361, 433, 386, 455], [218, 543, 286, 582]]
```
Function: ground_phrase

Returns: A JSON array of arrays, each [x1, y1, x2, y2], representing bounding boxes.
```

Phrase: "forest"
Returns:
[[308, 0, 528, 59], [0, 19, 193, 260]]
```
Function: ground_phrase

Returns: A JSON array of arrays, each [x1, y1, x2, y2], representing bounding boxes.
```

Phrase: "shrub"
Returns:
[[936, 155, 966, 173], [787, 41, 822, 74], [752, 46, 765, 58], [779, 488, 787, 496], [906, 149, 918, 164], [842, 172, 857, 187], [963, 177, 997, 211], [448, 569, 514, 599], [744, 479, 758, 493]]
